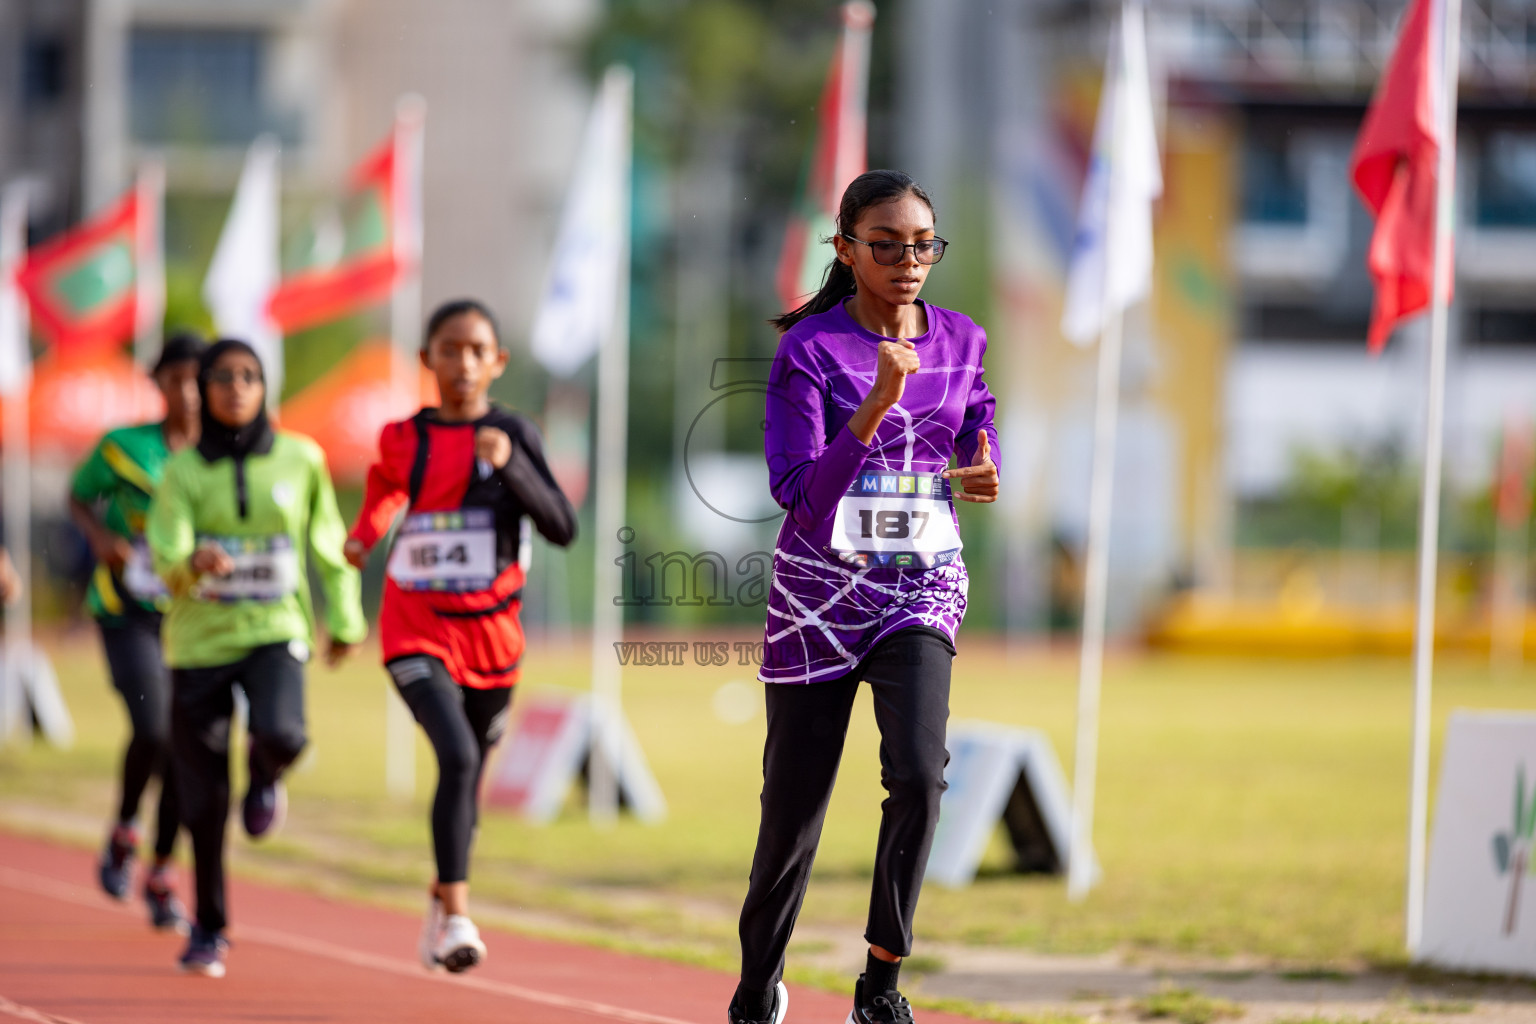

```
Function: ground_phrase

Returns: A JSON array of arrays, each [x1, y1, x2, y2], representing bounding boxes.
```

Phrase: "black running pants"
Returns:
[[100, 616, 179, 859], [737, 628, 953, 991], [171, 642, 308, 934], [387, 655, 512, 885]]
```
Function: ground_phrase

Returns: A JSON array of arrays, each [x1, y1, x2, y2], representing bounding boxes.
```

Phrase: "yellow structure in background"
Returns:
[[1150, 105, 1237, 589]]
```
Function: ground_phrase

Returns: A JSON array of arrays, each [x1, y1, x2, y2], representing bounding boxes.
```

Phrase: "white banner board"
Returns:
[[926, 721, 1094, 889], [1422, 711, 1536, 975], [484, 688, 665, 824]]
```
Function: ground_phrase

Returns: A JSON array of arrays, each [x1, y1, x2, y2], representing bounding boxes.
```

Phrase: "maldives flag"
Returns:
[[268, 109, 422, 333], [15, 185, 158, 355], [775, 1, 876, 311], [1349, 0, 1452, 353]]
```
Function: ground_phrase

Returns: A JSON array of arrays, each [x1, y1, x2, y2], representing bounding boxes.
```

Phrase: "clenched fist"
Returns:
[[476, 427, 512, 470], [868, 339, 920, 410], [190, 543, 235, 578]]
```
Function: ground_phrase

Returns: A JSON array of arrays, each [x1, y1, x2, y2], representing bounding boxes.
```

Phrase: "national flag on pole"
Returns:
[[1349, 0, 1451, 353], [774, 1, 876, 311], [267, 117, 418, 334], [529, 69, 633, 379], [1060, 0, 1161, 346], [0, 187, 30, 395], [205, 135, 283, 400], [15, 179, 161, 357]]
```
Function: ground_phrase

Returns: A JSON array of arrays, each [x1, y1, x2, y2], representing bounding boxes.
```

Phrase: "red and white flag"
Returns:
[[1349, 0, 1453, 353], [775, 1, 875, 311], [14, 171, 162, 358], [268, 107, 422, 335]]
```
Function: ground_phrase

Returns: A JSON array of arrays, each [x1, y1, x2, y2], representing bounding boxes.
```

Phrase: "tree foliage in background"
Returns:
[[1239, 440, 1434, 552]]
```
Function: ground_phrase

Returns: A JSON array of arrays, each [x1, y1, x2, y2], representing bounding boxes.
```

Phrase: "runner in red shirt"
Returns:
[[345, 299, 576, 973]]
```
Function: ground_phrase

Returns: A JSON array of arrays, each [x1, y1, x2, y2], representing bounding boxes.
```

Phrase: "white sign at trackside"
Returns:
[[1421, 712, 1536, 975]]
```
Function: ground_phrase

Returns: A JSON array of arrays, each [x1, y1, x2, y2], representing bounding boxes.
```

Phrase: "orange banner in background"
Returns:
[[0, 349, 164, 458], [278, 340, 437, 483]]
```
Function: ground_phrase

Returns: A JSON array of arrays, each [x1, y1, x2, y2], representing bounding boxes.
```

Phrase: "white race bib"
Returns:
[[829, 471, 963, 570], [121, 539, 167, 602], [195, 535, 300, 603], [387, 508, 498, 592]]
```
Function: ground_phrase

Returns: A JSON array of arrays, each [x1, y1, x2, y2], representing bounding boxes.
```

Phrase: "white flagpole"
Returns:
[[0, 186, 30, 747], [1068, 304, 1122, 902], [389, 94, 426, 408], [384, 94, 427, 800], [1406, 0, 1462, 956], [588, 66, 634, 825], [1067, 4, 1139, 903], [134, 157, 165, 368]]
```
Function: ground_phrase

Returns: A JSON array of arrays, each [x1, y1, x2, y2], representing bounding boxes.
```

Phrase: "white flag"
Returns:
[[1061, 0, 1162, 346], [205, 136, 283, 400], [0, 186, 29, 396], [530, 70, 632, 378]]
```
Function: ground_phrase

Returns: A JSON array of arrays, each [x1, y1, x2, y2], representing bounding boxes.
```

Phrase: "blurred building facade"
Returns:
[[1, 0, 598, 347], [901, 0, 1536, 629]]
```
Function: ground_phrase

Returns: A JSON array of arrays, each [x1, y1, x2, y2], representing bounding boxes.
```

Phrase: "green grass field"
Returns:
[[4, 626, 1534, 975]]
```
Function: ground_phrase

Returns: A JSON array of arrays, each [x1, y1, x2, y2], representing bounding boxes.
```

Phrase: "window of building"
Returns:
[[129, 27, 268, 144], [21, 35, 66, 107], [1242, 300, 1370, 344], [1475, 131, 1536, 228], [1241, 130, 1309, 225], [1469, 306, 1536, 347]]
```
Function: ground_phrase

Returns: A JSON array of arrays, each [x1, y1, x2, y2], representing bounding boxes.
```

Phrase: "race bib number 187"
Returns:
[[828, 471, 963, 570]]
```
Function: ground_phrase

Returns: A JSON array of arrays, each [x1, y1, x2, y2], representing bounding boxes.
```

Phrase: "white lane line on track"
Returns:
[[0, 994, 89, 1024], [0, 865, 703, 1024]]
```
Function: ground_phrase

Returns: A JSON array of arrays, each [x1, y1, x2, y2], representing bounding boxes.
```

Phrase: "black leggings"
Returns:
[[171, 643, 308, 934], [737, 628, 953, 992], [387, 655, 511, 885], [100, 617, 179, 860]]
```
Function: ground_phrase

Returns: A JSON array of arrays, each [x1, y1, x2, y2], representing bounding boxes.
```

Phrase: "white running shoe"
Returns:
[[433, 914, 486, 974], [418, 894, 444, 971]]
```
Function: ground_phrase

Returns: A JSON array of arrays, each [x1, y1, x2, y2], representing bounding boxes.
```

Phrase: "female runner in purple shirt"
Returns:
[[728, 170, 1000, 1024]]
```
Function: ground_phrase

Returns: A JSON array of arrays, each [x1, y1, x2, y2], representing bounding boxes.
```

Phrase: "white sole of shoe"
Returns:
[[180, 959, 226, 979], [773, 981, 789, 1024]]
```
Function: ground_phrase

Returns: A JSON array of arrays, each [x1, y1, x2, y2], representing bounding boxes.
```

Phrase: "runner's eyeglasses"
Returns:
[[840, 234, 948, 266], [207, 368, 262, 387]]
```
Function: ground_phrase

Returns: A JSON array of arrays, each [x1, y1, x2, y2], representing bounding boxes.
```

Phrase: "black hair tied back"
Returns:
[[770, 169, 936, 334], [423, 298, 502, 351]]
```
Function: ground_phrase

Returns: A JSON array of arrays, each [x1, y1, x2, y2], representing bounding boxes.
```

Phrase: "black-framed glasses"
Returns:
[[207, 368, 262, 387], [841, 234, 948, 266]]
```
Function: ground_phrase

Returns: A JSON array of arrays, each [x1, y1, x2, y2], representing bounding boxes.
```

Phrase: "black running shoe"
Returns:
[[847, 974, 916, 1024], [241, 776, 286, 839], [144, 873, 189, 933], [727, 981, 788, 1024], [178, 924, 228, 978], [97, 824, 138, 900]]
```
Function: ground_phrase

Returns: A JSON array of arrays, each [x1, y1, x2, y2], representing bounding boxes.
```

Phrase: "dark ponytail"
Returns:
[[771, 169, 937, 334]]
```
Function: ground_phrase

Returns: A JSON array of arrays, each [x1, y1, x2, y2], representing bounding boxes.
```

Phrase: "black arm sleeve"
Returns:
[[497, 420, 578, 547]]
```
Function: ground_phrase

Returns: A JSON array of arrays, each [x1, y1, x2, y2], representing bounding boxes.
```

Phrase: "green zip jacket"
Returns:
[[146, 431, 367, 668]]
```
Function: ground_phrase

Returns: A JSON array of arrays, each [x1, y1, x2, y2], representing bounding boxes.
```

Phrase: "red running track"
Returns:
[[0, 830, 987, 1024]]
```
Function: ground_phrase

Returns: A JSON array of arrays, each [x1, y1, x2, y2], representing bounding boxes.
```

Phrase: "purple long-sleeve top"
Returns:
[[760, 299, 1000, 684]]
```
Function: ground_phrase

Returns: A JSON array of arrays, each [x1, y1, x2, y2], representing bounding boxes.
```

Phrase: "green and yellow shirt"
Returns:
[[71, 423, 175, 621]]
